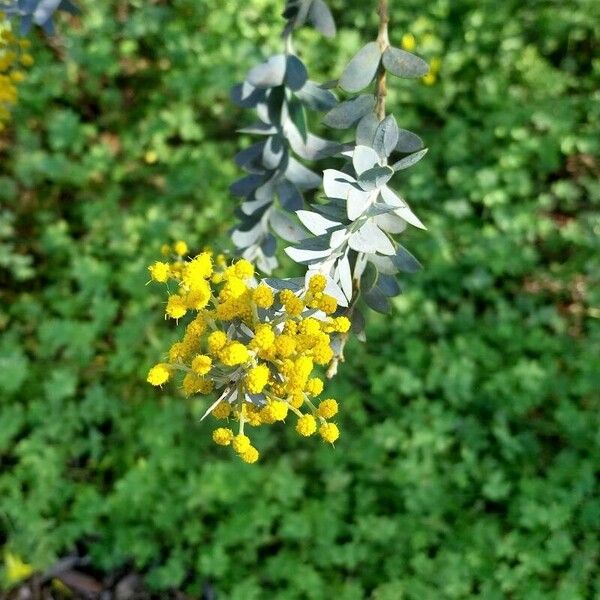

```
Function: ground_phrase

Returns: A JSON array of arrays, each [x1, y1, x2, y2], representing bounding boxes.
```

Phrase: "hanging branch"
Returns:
[[229, 0, 340, 274], [282, 0, 431, 376]]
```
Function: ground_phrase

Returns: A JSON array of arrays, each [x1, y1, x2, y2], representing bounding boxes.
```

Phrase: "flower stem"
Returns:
[[375, 0, 390, 121]]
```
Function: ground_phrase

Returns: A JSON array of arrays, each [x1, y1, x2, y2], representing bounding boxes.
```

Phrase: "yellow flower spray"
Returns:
[[147, 243, 349, 462]]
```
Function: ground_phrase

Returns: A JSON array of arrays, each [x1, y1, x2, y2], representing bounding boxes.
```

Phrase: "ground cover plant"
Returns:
[[0, 0, 599, 597]]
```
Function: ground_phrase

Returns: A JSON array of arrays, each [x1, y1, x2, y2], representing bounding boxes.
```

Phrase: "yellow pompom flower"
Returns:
[[212, 402, 231, 419], [213, 428, 234, 446], [245, 364, 270, 394], [148, 261, 170, 283], [296, 414, 317, 437], [308, 273, 327, 293], [317, 398, 338, 419], [147, 363, 170, 386], [318, 294, 337, 314], [251, 323, 275, 351], [319, 423, 339, 443], [233, 259, 254, 279], [166, 295, 187, 319], [182, 253, 213, 286], [207, 330, 228, 353], [240, 446, 259, 463], [305, 377, 324, 396], [253, 284, 274, 308], [220, 341, 250, 366], [275, 334, 296, 357], [191, 354, 212, 375], [401, 32, 416, 51], [174, 240, 188, 256], [332, 316, 351, 333], [232, 434, 251, 454]]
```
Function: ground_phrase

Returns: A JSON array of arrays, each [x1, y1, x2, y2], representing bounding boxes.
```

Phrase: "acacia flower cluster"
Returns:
[[146, 242, 349, 462], [0, 12, 32, 131]]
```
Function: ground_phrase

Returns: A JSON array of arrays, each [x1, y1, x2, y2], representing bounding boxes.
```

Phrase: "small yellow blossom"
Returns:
[[147, 363, 170, 386], [317, 398, 338, 419], [166, 294, 187, 319], [148, 261, 170, 283], [213, 428, 234, 446], [319, 423, 339, 443], [296, 414, 317, 437], [401, 32, 416, 51], [245, 364, 270, 394], [232, 434, 251, 454], [174, 240, 188, 256], [240, 446, 259, 463], [212, 402, 231, 419], [191, 354, 212, 375]]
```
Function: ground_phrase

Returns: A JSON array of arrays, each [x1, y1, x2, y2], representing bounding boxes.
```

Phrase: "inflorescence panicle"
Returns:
[[146, 243, 348, 462]]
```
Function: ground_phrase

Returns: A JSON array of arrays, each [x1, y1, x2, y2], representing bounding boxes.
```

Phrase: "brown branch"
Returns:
[[375, 0, 390, 121]]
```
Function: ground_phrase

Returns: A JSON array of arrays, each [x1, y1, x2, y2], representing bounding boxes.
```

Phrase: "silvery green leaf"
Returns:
[[285, 158, 321, 190], [232, 221, 266, 248], [323, 169, 355, 199], [230, 83, 265, 108], [391, 244, 422, 273], [230, 174, 264, 197], [361, 262, 378, 290], [262, 135, 286, 169], [373, 115, 399, 159], [267, 86, 286, 123], [245, 392, 267, 405], [256, 252, 278, 274], [285, 246, 332, 264], [377, 274, 402, 297], [356, 113, 380, 146], [324, 276, 348, 306], [351, 308, 366, 339], [337, 254, 353, 300], [270, 209, 308, 243], [339, 42, 382, 93], [347, 187, 374, 221], [235, 141, 266, 171], [264, 277, 305, 291], [382, 46, 429, 79], [374, 211, 407, 234], [396, 128, 424, 153], [247, 54, 287, 88], [297, 210, 340, 235], [238, 203, 269, 227], [368, 254, 398, 275], [262, 233, 277, 257], [276, 181, 303, 211], [296, 81, 337, 112], [288, 131, 341, 161], [255, 178, 276, 202], [285, 55, 308, 91], [238, 122, 278, 136], [294, 233, 331, 251], [364, 203, 396, 217], [348, 221, 394, 255], [242, 193, 272, 216], [316, 202, 346, 221], [329, 228, 349, 249], [353, 145, 381, 176], [364, 287, 391, 314], [322, 94, 375, 129], [308, 0, 336, 37], [380, 186, 426, 230], [391, 148, 428, 171], [357, 165, 394, 191]]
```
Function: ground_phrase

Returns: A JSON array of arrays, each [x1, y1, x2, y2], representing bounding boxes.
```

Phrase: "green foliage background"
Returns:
[[1, 0, 599, 597]]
